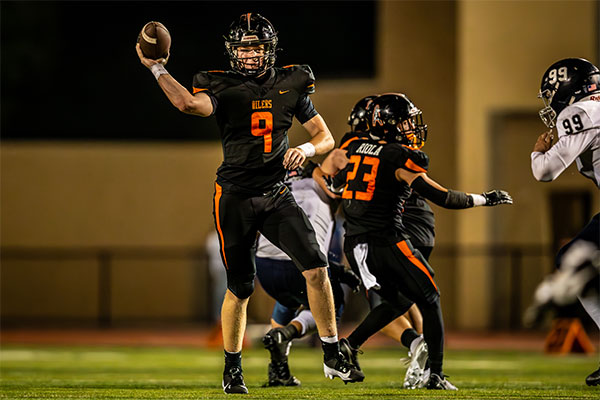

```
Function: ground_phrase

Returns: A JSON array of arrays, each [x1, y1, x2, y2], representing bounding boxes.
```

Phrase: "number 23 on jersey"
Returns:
[[343, 155, 380, 201]]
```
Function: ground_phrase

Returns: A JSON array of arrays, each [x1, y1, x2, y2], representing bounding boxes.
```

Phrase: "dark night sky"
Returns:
[[1, 1, 375, 141]]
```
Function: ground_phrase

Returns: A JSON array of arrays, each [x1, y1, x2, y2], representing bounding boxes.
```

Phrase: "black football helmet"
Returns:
[[224, 13, 278, 76], [347, 95, 376, 132], [538, 58, 600, 128], [369, 93, 427, 149]]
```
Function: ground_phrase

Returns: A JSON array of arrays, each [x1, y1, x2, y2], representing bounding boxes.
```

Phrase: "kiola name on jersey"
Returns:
[[356, 142, 383, 156]]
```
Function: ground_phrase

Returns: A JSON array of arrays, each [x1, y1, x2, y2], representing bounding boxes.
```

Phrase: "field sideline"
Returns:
[[1, 344, 598, 399]]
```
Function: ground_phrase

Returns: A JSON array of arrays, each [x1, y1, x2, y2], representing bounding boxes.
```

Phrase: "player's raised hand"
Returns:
[[533, 130, 554, 153], [283, 147, 306, 170], [135, 43, 169, 69], [482, 190, 513, 206]]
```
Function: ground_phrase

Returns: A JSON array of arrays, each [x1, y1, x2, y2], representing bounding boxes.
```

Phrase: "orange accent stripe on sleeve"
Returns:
[[283, 64, 296, 68], [340, 137, 359, 150], [306, 83, 315, 88], [214, 183, 228, 269], [396, 240, 438, 291], [193, 87, 208, 94], [404, 158, 427, 173]]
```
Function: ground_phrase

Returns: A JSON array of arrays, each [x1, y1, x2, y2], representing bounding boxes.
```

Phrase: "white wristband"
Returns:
[[470, 194, 486, 207], [297, 142, 316, 158], [150, 63, 169, 81]]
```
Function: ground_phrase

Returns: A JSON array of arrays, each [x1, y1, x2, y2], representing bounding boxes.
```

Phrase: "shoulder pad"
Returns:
[[281, 64, 315, 94], [339, 131, 368, 150], [192, 70, 232, 95], [387, 144, 429, 172], [556, 102, 597, 137]]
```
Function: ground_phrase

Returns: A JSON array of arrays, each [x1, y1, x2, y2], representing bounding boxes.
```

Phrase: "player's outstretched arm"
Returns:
[[283, 114, 335, 170], [135, 44, 213, 117], [310, 149, 349, 199], [396, 168, 513, 209]]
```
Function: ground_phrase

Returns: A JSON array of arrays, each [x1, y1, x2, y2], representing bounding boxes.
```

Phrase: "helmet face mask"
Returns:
[[224, 13, 278, 76], [538, 58, 600, 128], [369, 94, 428, 149], [538, 88, 557, 128]]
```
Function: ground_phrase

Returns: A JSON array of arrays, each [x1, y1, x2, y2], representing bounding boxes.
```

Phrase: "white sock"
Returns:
[[292, 309, 316, 336], [320, 334, 338, 343]]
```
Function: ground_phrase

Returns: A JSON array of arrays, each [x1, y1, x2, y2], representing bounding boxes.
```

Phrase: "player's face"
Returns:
[[399, 118, 416, 134], [236, 45, 265, 71]]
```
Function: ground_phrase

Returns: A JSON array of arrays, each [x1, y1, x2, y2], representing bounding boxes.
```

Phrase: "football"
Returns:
[[138, 21, 171, 60]]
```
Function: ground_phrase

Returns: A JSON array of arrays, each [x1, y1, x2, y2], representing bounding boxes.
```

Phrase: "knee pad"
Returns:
[[227, 277, 255, 300]]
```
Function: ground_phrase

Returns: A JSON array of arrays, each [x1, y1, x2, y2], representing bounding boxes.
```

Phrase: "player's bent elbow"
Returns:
[[179, 98, 211, 117], [531, 168, 555, 182], [323, 135, 335, 152]]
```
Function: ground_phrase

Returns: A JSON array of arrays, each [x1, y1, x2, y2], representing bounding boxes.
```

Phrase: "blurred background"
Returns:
[[1, 0, 599, 337]]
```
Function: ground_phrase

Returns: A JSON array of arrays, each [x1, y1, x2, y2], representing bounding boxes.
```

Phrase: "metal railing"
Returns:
[[1, 244, 556, 329]]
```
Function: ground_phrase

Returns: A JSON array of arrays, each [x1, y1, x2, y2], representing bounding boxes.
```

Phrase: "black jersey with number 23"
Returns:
[[337, 139, 430, 241]]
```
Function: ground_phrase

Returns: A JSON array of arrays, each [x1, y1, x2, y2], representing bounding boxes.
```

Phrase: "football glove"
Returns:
[[322, 175, 344, 195], [482, 190, 513, 206]]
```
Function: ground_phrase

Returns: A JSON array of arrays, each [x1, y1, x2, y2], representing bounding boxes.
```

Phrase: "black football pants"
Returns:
[[213, 182, 328, 299]]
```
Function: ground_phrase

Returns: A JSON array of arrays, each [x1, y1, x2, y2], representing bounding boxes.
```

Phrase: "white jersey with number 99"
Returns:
[[531, 99, 600, 187]]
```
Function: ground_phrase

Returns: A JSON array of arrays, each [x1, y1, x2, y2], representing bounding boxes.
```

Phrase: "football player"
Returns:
[[325, 93, 513, 390], [135, 13, 363, 394], [320, 96, 432, 388], [530, 57, 600, 386], [255, 165, 361, 387]]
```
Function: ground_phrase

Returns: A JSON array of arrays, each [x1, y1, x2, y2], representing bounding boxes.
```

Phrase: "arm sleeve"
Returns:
[[410, 176, 474, 209]]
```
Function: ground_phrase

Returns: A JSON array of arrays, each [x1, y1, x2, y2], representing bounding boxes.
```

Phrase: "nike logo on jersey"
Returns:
[[279, 90, 290, 95]]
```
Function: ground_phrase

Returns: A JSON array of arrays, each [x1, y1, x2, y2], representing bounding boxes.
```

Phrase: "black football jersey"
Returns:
[[402, 191, 435, 247], [336, 138, 430, 240], [193, 65, 318, 193], [339, 131, 369, 150]]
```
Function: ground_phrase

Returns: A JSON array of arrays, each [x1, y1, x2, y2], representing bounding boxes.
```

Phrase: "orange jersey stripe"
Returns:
[[283, 64, 296, 68], [340, 137, 359, 150], [214, 183, 228, 269], [396, 240, 438, 291], [193, 87, 208, 94], [404, 158, 427, 173]]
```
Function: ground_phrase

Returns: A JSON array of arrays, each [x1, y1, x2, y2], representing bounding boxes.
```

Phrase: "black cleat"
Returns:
[[339, 338, 362, 371], [222, 365, 248, 394], [426, 373, 458, 390], [265, 360, 301, 387], [262, 328, 293, 359], [323, 353, 365, 384], [586, 367, 600, 386]]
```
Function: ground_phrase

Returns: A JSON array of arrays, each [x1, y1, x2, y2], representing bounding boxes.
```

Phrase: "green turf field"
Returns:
[[0, 345, 597, 399]]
